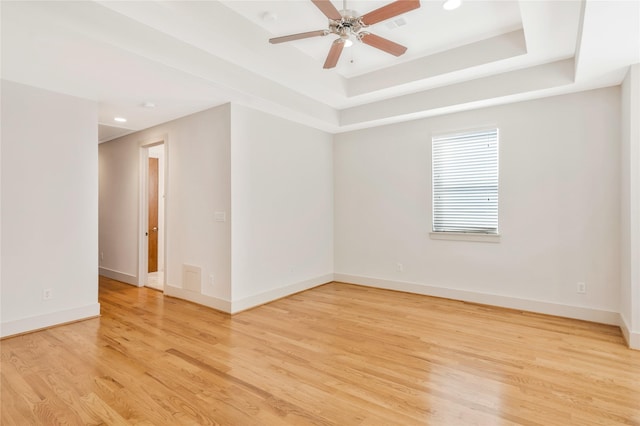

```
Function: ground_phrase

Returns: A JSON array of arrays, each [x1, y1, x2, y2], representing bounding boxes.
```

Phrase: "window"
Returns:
[[432, 128, 499, 235]]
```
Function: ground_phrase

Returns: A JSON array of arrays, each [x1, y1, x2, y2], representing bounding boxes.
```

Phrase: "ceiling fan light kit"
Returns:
[[268, 0, 421, 69], [341, 34, 354, 47]]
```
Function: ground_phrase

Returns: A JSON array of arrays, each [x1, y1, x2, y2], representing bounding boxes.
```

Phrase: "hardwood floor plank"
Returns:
[[0, 374, 41, 424], [2, 277, 639, 425]]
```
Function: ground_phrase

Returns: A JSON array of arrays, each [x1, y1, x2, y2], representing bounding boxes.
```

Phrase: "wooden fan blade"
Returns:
[[311, 0, 342, 20], [323, 39, 344, 69], [270, 30, 328, 44], [360, 0, 420, 26], [359, 33, 407, 56]]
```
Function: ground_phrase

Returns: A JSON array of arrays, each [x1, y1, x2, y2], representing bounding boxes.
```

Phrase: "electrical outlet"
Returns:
[[100, 252, 104, 261], [43, 289, 53, 300], [396, 263, 404, 272], [577, 282, 586, 294]]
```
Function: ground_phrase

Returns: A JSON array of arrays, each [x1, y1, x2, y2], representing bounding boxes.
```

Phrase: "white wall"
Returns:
[[100, 103, 334, 313], [230, 105, 334, 311], [1, 80, 99, 337], [0, 80, 630, 339], [97, 88, 631, 334], [334, 87, 621, 324], [99, 134, 139, 282], [99, 105, 232, 306], [620, 64, 640, 348]]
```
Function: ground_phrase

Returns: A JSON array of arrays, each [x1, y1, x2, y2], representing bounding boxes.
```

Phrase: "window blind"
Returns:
[[432, 128, 499, 234]]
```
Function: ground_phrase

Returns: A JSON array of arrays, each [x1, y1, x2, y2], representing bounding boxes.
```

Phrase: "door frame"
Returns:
[[138, 137, 168, 289]]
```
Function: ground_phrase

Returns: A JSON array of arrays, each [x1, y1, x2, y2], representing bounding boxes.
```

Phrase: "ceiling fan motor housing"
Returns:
[[329, 10, 364, 38]]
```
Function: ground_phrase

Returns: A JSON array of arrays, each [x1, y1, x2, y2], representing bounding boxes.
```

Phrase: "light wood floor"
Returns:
[[2, 277, 639, 425]]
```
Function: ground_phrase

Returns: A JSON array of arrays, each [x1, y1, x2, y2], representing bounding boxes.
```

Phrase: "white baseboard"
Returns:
[[162, 274, 332, 315], [619, 314, 640, 350], [1, 303, 101, 338], [164, 285, 231, 313], [231, 273, 334, 314], [334, 273, 620, 326], [99, 267, 138, 286]]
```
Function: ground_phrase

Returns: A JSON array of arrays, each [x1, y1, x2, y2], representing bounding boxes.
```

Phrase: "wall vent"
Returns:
[[385, 17, 407, 30], [182, 264, 201, 293]]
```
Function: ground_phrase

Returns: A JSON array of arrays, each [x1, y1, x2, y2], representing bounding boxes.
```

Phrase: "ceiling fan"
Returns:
[[269, 0, 420, 69]]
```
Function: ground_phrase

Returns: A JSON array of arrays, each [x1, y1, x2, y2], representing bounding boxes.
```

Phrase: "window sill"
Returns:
[[429, 232, 501, 243]]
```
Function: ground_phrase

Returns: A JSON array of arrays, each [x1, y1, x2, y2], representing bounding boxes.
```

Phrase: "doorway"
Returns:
[[142, 143, 165, 291]]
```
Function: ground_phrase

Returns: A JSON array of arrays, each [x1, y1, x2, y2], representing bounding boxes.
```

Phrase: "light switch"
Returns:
[[214, 211, 226, 222]]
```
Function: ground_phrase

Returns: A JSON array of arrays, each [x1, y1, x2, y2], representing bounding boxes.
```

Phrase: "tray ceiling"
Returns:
[[0, 0, 638, 142]]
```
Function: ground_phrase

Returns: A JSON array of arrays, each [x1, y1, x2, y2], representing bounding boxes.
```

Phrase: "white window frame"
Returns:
[[430, 127, 501, 243]]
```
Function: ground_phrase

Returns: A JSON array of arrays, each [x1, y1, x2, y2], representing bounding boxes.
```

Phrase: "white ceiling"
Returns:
[[1, 0, 638, 143], [223, 0, 524, 77]]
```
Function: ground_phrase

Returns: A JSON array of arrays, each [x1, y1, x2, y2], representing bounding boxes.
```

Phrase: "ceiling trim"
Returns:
[[2, 0, 638, 137], [347, 29, 527, 97], [340, 59, 575, 127]]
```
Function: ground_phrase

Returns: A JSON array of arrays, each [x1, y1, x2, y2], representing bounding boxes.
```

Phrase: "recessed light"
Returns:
[[114, 117, 127, 123], [442, 0, 461, 10], [142, 102, 156, 108]]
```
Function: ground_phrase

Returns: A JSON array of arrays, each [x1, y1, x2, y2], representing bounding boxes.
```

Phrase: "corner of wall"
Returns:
[[619, 313, 640, 350], [164, 284, 231, 313], [230, 273, 334, 314], [620, 63, 640, 345], [98, 268, 138, 287]]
